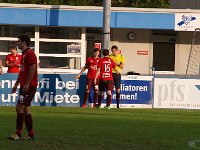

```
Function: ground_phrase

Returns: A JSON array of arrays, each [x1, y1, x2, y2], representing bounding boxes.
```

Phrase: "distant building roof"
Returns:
[[170, 0, 200, 9], [0, 3, 199, 30]]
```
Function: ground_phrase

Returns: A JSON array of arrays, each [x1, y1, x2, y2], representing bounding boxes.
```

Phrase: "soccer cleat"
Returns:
[[82, 104, 86, 108], [8, 133, 21, 140], [21, 135, 35, 140], [93, 104, 96, 108], [98, 106, 102, 109], [105, 106, 111, 110]]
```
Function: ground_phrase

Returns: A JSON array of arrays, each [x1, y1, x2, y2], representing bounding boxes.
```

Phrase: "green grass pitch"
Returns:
[[0, 106, 200, 150]]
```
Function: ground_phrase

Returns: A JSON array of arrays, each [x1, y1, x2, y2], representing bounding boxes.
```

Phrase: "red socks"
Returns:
[[93, 93, 98, 105], [107, 95, 112, 107], [98, 95, 103, 106], [83, 92, 89, 105], [16, 113, 24, 136], [25, 114, 34, 137], [16, 113, 34, 137]]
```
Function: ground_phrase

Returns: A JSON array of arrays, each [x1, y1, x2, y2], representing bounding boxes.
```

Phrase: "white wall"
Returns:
[[175, 31, 193, 75], [111, 29, 151, 75], [111, 29, 195, 76]]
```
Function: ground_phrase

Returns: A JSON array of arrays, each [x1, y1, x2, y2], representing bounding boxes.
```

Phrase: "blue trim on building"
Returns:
[[0, 7, 175, 30], [0, 8, 46, 25], [46, 10, 117, 27], [116, 12, 174, 29], [46, 10, 103, 27]]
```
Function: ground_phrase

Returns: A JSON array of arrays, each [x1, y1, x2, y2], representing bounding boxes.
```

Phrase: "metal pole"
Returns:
[[102, 0, 111, 51]]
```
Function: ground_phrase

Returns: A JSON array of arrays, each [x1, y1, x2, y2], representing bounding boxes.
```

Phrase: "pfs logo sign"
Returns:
[[175, 14, 200, 31], [195, 85, 200, 91], [177, 15, 196, 26], [154, 78, 200, 109]]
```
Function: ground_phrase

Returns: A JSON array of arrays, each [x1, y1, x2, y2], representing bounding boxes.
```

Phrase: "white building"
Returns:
[[0, 3, 199, 76]]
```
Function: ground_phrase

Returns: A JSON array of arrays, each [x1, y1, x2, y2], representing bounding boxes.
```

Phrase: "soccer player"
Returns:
[[109, 45, 125, 108], [5, 45, 22, 73], [0, 57, 3, 75], [94, 49, 119, 110], [76, 48, 100, 108], [8, 34, 38, 140]]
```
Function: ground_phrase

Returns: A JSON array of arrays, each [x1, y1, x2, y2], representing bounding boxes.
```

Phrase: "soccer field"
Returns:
[[0, 107, 200, 150]]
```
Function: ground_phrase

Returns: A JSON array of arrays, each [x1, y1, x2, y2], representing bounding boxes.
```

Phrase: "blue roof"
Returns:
[[0, 6, 174, 30], [0, 8, 46, 25], [116, 12, 174, 29]]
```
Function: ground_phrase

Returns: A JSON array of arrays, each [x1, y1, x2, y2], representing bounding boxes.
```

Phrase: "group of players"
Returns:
[[76, 46, 125, 109], [0, 35, 124, 141]]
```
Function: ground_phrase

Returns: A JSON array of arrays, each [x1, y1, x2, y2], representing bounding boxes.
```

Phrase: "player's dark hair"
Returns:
[[17, 34, 31, 47], [103, 49, 109, 56], [9, 45, 17, 50], [111, 45, 118, 50], [93, 48, 100, 52]]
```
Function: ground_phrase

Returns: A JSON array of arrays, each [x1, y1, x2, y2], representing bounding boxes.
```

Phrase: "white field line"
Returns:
[[188, 140, 200, 149]]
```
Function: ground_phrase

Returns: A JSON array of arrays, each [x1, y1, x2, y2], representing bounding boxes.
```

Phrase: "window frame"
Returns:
[[0, 26, 86, 74]]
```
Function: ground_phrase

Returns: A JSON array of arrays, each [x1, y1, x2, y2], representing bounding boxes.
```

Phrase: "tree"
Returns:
[[0, 0, 170, 8]]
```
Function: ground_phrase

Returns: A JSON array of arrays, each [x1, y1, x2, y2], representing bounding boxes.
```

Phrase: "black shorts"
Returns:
[[99, 80, 114, 92], [86, 77, 99, 91], [17, 86, 37, 106], [112, 73, 121, 89]]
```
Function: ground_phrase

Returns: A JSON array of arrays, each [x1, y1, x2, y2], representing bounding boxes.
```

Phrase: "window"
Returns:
[[38, 26, 84, 70], [39, 42, 81, 54], [0, 25, 86, 73], [39, 57, 81, 69], [40, 27, 81, 39], [0, 25, 35, 38], [153, 42, 175, 71], [0, 41, 15, 52]]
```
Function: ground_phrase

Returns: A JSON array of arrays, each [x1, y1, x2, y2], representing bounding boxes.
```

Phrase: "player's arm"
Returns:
[[23, 64, 36, 93], [113, 67, 120, 74], [12, 75, 20, 93], [5, 60, 15, 67], [76, 65, 87, 79], [111, 59, 120, 74], [5, 55, 15, 67], [94, 68, 100, 85], [117, 55, 125, 69], [117, 62, 124, 69]]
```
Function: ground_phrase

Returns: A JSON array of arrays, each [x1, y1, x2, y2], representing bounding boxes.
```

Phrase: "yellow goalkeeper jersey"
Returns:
[[109, 54, 125, 73]]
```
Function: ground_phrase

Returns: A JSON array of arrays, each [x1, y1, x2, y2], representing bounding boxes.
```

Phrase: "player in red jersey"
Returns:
[[5, 45, 22, 73], [94, 49, 119, 109], [76, 48, 100, 108], [8, 34, 38, 140]]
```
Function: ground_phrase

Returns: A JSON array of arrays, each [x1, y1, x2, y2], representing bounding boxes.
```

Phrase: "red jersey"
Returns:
[[97, 57, 116, 81], [6, 54, 22, 73], [18, 48, 38, 87], [86, 57, 100, 79]]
